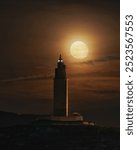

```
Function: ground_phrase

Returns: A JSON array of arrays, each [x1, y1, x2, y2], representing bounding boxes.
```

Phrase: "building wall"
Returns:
[[53, 79, 68, 116]]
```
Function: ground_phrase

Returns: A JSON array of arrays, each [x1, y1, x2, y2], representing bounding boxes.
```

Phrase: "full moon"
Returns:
[[70, 41, 88, 59]]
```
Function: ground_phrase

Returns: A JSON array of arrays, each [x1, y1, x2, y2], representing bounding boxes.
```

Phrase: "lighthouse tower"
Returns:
[[53, 54, 68, 116]]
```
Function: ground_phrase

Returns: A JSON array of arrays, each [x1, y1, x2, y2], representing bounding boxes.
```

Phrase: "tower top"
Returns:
[[55, 54, 66, 79], [58, 54, 63, 63], [59, 54, 62, 60]]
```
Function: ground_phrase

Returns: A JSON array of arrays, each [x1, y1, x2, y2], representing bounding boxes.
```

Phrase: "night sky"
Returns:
[[0, 0, 120, 127]]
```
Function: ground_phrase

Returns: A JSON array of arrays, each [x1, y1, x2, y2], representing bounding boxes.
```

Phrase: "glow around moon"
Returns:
[[70, 41, 89, 59]]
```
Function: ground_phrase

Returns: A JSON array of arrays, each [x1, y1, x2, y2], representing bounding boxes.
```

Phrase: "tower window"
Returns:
[[58, 60, 63, 62]]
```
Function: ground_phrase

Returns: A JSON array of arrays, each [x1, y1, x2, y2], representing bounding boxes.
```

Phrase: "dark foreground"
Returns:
[[0, 123, 119, 150]]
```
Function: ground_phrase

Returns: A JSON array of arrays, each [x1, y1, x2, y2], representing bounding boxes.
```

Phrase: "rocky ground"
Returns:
[[0, 123, 119, 150]]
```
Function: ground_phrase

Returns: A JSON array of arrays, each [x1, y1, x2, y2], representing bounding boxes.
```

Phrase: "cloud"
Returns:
[[0, 96, 52, 114], [87, 89, 119, 95], [74, 55, 120, 65], [69, 71, 119, 78], [0, 74, 52, 83]]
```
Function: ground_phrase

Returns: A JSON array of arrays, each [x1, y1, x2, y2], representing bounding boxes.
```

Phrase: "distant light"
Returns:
[[58, 60, 63, 62]]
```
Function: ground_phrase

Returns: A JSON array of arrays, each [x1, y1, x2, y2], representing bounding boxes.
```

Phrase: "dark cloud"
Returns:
[[69, 71, 119, 78], [0, 74, 51, 83], [74, 55, 120, 65], [87, 89, 119, 95], [0, 96, 52, 114]]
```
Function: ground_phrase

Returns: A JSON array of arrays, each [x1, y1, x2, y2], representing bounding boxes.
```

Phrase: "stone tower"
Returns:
[[53, 54, 68, 116]]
